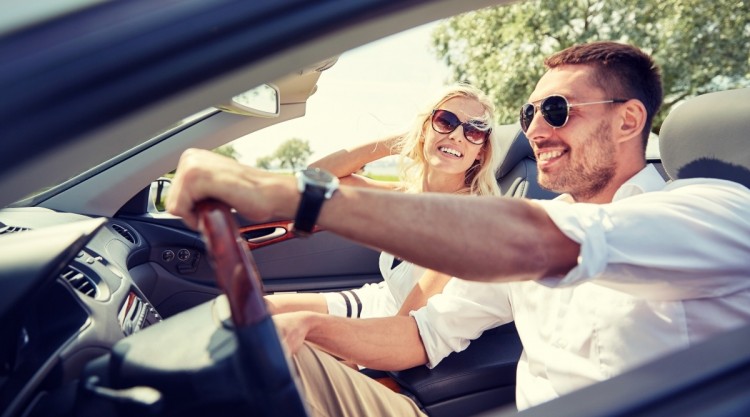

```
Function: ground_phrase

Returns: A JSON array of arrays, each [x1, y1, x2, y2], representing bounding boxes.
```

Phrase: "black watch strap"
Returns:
[[292, 168, 338, 237], [292, 185, 326, 236]]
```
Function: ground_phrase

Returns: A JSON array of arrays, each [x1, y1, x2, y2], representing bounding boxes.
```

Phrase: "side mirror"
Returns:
[[216, 84, 280, 118], [149, 177, 172, 212]]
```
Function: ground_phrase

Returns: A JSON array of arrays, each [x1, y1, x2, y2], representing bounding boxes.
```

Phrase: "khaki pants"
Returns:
[[293, 343, 428, 417]]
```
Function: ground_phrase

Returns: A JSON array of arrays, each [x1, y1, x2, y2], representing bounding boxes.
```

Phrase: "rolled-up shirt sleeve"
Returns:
[[411, 278, 513, 368], [535, 179, 750, 300]]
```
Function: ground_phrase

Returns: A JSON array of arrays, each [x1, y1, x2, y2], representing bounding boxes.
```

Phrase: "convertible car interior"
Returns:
[[4, 85, 750, 416], [0, 123, 542, 417], [1, 1, 748, 417]]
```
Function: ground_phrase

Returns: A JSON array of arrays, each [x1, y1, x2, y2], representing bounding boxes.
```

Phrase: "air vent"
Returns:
[[60, 267, 98, 298], [0, 225, 31, 235], [111, 223, 137, 244]]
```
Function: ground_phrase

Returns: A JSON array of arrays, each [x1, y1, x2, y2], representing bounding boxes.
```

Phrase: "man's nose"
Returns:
[[525, 109, 553, 142]]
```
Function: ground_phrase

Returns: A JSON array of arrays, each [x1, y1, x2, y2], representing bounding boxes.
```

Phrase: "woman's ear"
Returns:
[[476, 146, 486, 163]]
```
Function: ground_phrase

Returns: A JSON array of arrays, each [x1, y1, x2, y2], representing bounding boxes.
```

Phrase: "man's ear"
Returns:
[[616, 99, 647, 143]]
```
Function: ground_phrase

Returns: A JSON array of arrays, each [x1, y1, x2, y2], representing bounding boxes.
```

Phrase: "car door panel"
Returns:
[[251, 230, 383, 293], [123, 215, 382, 307]]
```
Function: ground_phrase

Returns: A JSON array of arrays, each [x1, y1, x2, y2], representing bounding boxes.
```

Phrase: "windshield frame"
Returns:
[[10, 108, 218, 208]]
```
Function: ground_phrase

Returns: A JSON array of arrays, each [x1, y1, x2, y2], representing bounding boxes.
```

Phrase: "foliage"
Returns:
[[213, 144, 240, 160], [255, 155, 275, 170], [254, 138, 313, 170], [274, 138, 313, 170], [432, 0, 750, 133], [365, 173, 399, 182]]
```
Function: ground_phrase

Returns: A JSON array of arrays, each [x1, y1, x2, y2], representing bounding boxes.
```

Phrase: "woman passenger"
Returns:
[[266, 83, 502, 319]]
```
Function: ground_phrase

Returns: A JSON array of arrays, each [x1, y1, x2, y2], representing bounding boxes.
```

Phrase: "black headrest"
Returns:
[[491, 124, 558, 200], [659, 87, 750, 188], [494, 124, 533, 178]]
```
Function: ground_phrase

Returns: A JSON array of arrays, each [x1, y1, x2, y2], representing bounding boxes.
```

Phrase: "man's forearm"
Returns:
[[301, 313, 428, 371], [166, 150, 578, 282], [316, 186, 579, 282]]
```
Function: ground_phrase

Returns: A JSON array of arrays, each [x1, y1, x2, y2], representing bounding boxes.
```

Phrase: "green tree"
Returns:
[[432, 0, 750, 133], [256, 155, 275, 170], [274, 138, 313, 170], [213, 144, 240, 160]]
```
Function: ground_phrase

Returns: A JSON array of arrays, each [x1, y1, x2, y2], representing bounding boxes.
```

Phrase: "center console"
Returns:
[[117, 290, 161, 336]]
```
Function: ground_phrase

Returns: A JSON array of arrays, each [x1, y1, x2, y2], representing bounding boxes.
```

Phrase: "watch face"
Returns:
[[302, 168, 336, 185]]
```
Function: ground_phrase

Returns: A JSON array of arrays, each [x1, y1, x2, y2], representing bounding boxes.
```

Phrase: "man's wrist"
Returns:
[[299, 311, 327, 340], [265, 175, 300, 219]]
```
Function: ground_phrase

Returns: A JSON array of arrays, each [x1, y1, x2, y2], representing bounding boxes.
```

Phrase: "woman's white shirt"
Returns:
[[324, 252, 427, 318]]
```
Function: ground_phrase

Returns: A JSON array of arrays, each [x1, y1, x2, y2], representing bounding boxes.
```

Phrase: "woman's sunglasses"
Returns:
[[520, 95, 628, 132], [431, 109, 491, 145]]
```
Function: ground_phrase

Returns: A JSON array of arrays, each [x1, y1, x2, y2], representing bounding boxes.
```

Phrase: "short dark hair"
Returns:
[[545, 41, 663, 146]]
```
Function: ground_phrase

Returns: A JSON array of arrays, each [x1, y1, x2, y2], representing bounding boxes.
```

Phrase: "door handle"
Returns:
[[245, 227, 287, 244]]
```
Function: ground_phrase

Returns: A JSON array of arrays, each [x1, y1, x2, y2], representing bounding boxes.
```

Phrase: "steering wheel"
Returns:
[[196, 200, 308, 417]]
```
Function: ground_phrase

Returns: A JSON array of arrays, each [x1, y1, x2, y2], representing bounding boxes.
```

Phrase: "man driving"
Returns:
[[166, 41, 750, 415]]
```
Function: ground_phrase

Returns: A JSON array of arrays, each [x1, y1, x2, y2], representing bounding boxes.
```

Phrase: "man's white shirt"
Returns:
[[412, 165, 750, 410]]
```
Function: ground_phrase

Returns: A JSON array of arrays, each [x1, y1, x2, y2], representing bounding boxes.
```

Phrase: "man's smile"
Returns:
[[536, 149, 567, 168]]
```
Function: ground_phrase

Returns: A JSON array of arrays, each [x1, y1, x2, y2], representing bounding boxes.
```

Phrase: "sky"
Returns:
[[231, 21, 451, 167]]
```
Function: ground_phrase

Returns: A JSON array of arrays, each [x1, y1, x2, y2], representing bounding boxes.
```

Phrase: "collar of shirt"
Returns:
[[553, 164, 666, 204]]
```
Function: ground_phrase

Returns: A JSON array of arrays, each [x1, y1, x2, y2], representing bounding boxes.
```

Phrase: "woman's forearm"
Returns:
[[308, 134, 401, 178], [397, 270, 452, 316], [265, 293, 328, 315]]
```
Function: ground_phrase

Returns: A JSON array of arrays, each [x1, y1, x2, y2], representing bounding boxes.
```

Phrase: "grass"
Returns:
[[365, 173, 399, 182]]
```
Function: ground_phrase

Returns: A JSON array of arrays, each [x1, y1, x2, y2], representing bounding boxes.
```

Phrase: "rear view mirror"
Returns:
[[149, 177, 172, 212], [217, 83, 280, 117]]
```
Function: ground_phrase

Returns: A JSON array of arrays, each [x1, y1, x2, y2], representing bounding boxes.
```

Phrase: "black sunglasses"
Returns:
[[431, 109, 491, 145], [520, 95, 628, 132]]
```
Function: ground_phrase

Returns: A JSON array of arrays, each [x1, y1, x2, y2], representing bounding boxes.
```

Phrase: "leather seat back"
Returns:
[[659, 87, 750, 187], [494, 124, 558, 200]]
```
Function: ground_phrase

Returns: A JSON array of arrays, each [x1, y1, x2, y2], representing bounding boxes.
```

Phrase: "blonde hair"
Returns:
[[394, 83, 501, 197]]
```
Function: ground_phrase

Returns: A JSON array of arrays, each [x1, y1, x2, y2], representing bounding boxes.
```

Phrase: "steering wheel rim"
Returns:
[[196, 199, 267, 327], [196, 199, 308, 417]]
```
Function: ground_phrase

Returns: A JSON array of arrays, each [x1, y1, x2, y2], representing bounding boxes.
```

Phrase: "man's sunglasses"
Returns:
[[520, 95, 628, 132], [431, 109, 491, 145]]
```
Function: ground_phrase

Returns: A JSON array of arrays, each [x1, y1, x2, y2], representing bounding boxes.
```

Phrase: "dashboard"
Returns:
[[0, 209, 166, 417], [0, 206, 298, 417]]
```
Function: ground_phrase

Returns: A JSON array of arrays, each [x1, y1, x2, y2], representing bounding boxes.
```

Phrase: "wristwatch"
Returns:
[[292, 167, 340, 237]]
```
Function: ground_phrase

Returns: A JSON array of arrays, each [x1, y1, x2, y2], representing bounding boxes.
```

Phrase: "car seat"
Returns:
[[659, 87, 750, 187], [494, 124, 558, 199]]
